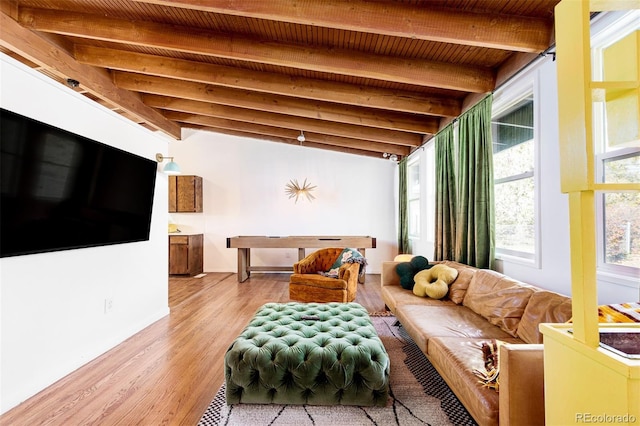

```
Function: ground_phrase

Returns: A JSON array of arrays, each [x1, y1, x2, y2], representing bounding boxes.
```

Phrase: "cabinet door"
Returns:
[[177, 176, 202, 212], [168, 175, 178, 213], [188, 234, 204, 275], [169, 175, 203, 213], [169, 237, 190, 274]]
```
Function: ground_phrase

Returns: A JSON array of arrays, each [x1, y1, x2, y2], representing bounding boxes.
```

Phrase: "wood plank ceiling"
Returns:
[[0, 0, 559, 159]]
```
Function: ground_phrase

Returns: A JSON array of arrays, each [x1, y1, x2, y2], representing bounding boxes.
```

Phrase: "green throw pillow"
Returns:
[[396, 262, 415, 289], [395, 255, 432, 290]]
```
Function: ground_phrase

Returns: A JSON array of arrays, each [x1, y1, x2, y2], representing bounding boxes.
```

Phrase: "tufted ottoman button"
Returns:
[[225, 302, 390, 407]]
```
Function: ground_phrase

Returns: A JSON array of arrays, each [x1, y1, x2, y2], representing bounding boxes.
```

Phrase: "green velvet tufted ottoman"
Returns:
[[224, 302, 390, 406]]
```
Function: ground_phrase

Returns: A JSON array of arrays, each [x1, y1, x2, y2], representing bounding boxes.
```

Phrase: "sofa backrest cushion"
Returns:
[[517, 290, 572, 344], [463, 269, 535, 337], [438, 261, 477, 304], [381, 261, 401, 287]]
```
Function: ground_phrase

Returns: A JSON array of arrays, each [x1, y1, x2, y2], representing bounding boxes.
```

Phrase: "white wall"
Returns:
[[169, 130, 398, 273], [0, 54, 170, 413]]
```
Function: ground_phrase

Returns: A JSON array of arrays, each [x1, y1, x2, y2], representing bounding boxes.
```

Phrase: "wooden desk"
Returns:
[[226, 235, 376, 282]]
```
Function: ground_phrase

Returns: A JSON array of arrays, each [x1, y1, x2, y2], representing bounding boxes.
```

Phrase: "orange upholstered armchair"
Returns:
[[289, 247, 360, 303]]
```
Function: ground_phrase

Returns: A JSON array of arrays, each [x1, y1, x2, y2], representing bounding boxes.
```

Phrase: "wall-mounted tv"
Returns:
[[0, 108, 157, 258]]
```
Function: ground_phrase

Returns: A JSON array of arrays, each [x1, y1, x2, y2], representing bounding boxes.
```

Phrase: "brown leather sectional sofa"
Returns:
[[381, 260, 573, 426]]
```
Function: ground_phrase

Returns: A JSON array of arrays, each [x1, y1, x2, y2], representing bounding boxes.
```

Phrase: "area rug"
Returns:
[[199, 315, 477, 426]]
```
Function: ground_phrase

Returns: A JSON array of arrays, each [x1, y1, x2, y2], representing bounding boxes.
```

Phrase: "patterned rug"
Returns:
[[199, 315, 477, 426]]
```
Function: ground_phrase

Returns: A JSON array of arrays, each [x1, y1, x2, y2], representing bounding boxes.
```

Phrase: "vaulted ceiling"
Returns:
[[0, 0, 560, 159]]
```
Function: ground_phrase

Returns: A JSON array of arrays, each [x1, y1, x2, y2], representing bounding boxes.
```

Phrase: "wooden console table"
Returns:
[[226, 235, 376, 282]]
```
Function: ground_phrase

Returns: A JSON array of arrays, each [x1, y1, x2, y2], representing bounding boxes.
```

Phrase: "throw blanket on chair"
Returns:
[[319, 248, 367, 278]]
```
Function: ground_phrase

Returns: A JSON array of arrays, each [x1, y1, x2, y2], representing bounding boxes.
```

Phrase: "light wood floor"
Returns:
[[0, 273, 386, 425]]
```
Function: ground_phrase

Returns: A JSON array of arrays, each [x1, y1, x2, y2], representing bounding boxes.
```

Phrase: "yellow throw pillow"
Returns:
[[412, 264, 459, 299]]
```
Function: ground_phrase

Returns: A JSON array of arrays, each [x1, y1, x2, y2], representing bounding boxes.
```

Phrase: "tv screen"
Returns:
[[0, 108, 157, 258]]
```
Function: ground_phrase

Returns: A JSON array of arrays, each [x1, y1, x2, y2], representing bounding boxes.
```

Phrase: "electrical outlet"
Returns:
[[104, 298, 113, 314]]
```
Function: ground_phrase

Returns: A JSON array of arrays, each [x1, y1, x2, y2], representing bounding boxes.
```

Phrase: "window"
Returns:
[[492, 91, 537, 262], [425, 142, 436, 245], [592, 11, 640, 276], [407, 160, 420, 238]]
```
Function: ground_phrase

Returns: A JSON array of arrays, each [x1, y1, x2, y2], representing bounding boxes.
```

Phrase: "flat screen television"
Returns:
[[0, 108, 157, 258]]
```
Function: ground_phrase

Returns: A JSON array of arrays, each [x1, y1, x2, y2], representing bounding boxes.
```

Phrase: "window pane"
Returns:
[[493, 98, 534, 181], [495, 177, 535, 254], [408, 199, 420, 236], [604, 152, 640, 183], [408, 163, 420, 198], [493, 91, 536, 260], [604, 192, 640, 268], [493, 99, 533, 153], [493, 139, 534, 181]]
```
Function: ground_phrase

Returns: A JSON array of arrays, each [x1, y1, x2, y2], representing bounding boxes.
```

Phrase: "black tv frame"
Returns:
[[0, 108, 157, 258]]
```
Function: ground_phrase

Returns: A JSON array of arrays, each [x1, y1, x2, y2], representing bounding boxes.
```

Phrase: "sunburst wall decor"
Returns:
[[285, 178, 317, 203]]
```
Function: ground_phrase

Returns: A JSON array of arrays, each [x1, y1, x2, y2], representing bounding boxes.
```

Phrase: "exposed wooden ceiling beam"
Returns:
[[112, 72, 438, 134], [18, 7, 495, 93], [495, 52, 543, 88], [189, 126, 388, 159], [74, 45, 462, 117], [0, 10, 181, 139], [132, 0, 553, 53], [144, 95, 422, 146], [163, 111, 410, 156], [300, 133, 410, 157]]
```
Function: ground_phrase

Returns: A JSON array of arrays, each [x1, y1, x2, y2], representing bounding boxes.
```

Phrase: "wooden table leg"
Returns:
[[237, 248, 250, 282], [298, 248, 305, 260]]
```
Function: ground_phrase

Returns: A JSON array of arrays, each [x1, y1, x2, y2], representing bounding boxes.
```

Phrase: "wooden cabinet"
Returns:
[[169, 175, 203, 213], [169, 234, 203, 276]]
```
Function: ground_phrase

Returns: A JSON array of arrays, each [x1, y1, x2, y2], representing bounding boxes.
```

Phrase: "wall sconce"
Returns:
[[297, 131, 306, 142], [155, 153, 181, 175], [383, 152, 398, 162], [285, 178, 317, 203]]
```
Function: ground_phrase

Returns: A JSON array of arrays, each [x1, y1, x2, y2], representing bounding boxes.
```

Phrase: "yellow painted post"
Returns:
[[555, 0, 599, 347], [556, 0, 593, 194], [567, 191, 599, 347]]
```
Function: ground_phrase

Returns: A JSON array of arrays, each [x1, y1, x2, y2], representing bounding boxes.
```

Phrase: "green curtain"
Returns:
[[398, 158, 411, 254], [455, 95, 495, 268], [434, 125, 456, 261]]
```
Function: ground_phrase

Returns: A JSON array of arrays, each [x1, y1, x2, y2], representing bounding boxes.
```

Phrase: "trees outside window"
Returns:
[[493, 93, 537, 261]]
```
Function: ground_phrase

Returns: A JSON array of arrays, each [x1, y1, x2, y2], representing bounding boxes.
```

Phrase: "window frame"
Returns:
[[591, 10, 640, 279], [491, 77, 541, 267]]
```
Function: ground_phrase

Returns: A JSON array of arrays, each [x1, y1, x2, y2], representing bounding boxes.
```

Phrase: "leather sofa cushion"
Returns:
[[516, 290, 572, 344], [438, 261, 478, 304], [381, 261, 401, 286], [396, 304, 515, 354], [463, 270, 535, 337], [381, 284, 454, 314], [427, 337, 521, 426]]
